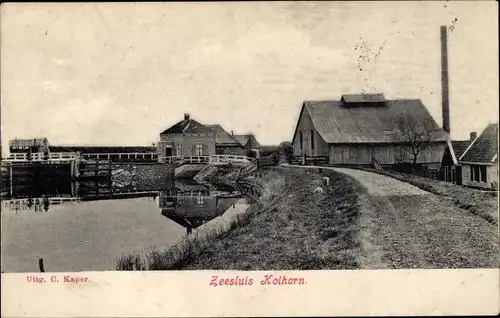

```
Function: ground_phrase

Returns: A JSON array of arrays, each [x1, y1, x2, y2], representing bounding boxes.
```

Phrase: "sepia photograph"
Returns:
[[1, 1, 498, 316]]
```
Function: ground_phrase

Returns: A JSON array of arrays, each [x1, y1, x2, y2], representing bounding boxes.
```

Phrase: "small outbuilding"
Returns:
[[458, 123, 498, 190]]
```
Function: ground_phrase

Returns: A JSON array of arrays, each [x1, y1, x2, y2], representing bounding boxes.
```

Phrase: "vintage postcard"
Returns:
[[1, 1, 498, 317]]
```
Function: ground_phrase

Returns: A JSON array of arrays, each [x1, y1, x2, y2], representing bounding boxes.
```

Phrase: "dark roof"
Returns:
[[9, 138, 47, 148], [294, 98, 448, 144], [341, 93, 386, 104], [459, 123, 498, 163], [451, 140, 471, 159], [206, 125, 241, 146], [233, 135, 249, 146], [160, 118, 214, 135], [233, 134, 260, 147]]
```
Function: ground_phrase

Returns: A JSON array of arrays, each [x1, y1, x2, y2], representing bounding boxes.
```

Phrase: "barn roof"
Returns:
[[206, 125, 241, 146], [160, 118, 214, 135], [341, 93, 386, 104], [459, 123, 498, 164], [294, 98, 448, 144]]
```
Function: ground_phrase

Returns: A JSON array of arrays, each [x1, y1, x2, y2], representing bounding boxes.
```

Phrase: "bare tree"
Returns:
[[393, 115, 436, 165]]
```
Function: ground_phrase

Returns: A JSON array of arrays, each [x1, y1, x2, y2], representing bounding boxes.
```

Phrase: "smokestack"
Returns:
[[470, 132, 477, 141], [441, 25, 450, 133]]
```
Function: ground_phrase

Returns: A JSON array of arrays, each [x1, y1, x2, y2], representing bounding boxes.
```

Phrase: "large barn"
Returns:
[[291, 93, 449, 168]]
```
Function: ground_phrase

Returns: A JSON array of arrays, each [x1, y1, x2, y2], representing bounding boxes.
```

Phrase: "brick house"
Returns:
[[158, 114, 216, 163]]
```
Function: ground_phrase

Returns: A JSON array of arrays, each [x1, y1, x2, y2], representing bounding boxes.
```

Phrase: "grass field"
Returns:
[[117, 167, 366, 270], [117, 166, 498, 270]]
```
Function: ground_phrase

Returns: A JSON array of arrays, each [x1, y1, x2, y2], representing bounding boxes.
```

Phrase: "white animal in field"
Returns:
[[322, 177, 330, 187], [313, 187, 324, 194]]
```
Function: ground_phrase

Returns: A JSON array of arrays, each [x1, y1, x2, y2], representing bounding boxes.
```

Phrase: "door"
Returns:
[[165, 146, 173, 157], [456, 166, 463, 185]]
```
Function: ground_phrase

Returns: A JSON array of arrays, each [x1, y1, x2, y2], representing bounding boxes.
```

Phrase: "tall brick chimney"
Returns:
[[441, 25, 450, 133]]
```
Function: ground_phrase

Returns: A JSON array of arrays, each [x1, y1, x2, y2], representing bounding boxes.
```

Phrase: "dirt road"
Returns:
[[331, 167, 429, 196], [288, 165, 499, 269]]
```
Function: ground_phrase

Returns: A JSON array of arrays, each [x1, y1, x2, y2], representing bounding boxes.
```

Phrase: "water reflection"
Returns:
[[2, 176, 243, 229], [1, 165, 255, 272], [2, 196, 81, 212], [159, 182, 240, 234]]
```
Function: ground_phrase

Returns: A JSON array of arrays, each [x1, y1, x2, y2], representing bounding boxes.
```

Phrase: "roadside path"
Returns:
[[326, 167, 429, 196], [284, 165, 499, 269]]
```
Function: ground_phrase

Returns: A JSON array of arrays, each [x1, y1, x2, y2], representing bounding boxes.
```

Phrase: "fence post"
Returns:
[[39, 258, 45, 272]]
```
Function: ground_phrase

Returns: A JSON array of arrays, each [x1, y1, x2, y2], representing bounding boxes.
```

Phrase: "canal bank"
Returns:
[[117, 166, 365, 270]]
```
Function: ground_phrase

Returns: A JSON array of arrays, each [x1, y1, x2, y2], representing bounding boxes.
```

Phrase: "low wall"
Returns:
[[111, 163, 175, 191]]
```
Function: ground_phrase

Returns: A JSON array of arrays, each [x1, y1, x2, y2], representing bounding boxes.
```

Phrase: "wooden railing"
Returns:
[[159, 156, 210, 164], [236, 155, 277, 180], [3, 152, 79, 162], [3, 152, 159, 163], [82, 153, 157, 161], [159, 155, 252, 164]]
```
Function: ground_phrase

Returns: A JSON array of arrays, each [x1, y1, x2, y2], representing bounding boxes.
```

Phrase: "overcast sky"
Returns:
[[1, 1, 498, 154]]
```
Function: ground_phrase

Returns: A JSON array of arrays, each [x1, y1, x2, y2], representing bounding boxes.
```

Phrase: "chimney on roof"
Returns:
[[231, 130, 234, 136], [470, 131, 477, 141], [441, 25, 451, 133], [184, 113, 190, 121]]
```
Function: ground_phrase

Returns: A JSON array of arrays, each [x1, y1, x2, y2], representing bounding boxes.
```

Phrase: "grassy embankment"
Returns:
[[117, 167, 366, 270], [361, 168, 498, 225]]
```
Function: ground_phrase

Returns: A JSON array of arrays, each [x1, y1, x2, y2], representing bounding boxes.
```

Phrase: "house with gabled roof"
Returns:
[[291, 93, 449, 167], [232, 133, 261, 157], [158, 114, 216, 163], [439, 132, 476, 184], [206, 124, 246, 155], [458, 123, 498, 190], [233, 134, 260, 150]]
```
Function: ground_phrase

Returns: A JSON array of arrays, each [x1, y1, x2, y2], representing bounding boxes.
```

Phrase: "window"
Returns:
[[310, 130, 315, 150], [195, 143, 203, 155], [299, 131, 303, 150], [480, 166, 487, 183], [196, 191, 205, 206], [471, 165, 481, 182], [176, 144, 182, 157]]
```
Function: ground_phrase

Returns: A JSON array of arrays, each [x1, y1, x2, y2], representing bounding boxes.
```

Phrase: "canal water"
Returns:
[[1, 173, 253, 273]]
